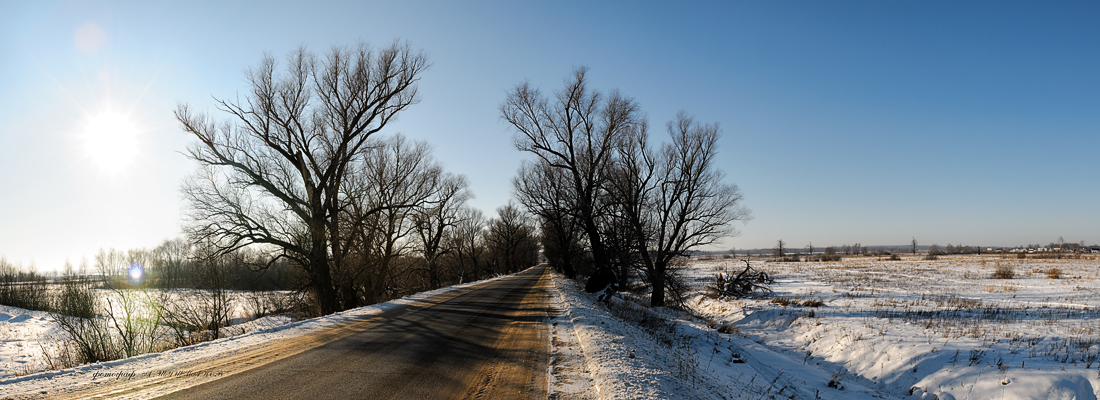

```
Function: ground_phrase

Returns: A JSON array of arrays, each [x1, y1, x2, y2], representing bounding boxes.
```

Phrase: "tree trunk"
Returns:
[[582, 214, 614, 293], [650, 268, 666, 307], [646, 276, 664, 307], [309, 232, 340, 314]]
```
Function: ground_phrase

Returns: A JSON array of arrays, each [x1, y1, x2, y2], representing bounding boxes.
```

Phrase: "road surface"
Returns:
[[53, 266, 551, 400]]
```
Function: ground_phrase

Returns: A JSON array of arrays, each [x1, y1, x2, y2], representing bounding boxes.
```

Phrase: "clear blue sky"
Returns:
[[1, 1, 1097, 269]]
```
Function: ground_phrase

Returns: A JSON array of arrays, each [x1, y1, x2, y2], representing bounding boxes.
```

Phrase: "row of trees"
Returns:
[[174, 42, 539, 316], [503, 68, 751, 307], [5, 41, 544, 320], [1, 203, 539, 366]]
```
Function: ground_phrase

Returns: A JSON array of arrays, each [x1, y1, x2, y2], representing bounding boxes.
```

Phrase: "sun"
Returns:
[[81, 109, 141, 174], [128, 263, 144, 282]]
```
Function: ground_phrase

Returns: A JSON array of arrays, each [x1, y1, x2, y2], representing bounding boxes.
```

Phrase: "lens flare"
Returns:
[[128, 263, 144, 282]]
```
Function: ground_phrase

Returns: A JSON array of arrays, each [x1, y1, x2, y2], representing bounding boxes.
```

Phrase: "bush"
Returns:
[[717, 323, 739, 334], [50, 275, 121, 364], [991, 265, 1015, 279], [802, 299, 826, 307], [706, 261, 774, 299], [771, 297, 825, 307], [771, 296, 795, 307], [1046, 268, 1063, 279], [0, 260, 51, 312]]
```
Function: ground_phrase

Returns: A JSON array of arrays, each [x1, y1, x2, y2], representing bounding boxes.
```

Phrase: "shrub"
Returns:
[[50, 275, 121, 363], [707, 261, 774, 299], [771, 296, 795, 307], [717, 323, 739, 334], [802, 299, 825, 307], [991, 265, 1015, 279], [1046, 268, 1063, 279], [0, 260, 51, 312]]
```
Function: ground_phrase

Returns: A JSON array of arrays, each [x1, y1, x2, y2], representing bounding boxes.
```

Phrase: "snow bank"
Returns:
[[549, 271, 885, 399]]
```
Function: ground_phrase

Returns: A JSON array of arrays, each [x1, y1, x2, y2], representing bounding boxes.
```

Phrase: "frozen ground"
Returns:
[[684, 254, 1100, 400]]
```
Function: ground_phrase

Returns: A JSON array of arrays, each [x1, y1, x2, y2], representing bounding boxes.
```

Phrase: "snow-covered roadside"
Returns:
[[547, 275, 597, 400], [0, 272, 518, 398], [549, 271, 887, 400]]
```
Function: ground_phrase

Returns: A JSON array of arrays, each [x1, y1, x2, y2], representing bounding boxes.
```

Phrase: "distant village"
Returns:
[[1002, 244, 1100, 254], [714, 239, 1100, 257]]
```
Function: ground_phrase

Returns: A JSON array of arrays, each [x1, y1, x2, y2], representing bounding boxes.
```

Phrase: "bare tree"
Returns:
[[911, 237, 918, 255], [95, 249, 128, 284], [340, 134, 442, 305], [607, 112, 751, 307], [92, 249, 164, 358], [806, 242, 814, 255], [485, 202, 540, 275], [774, 240, 786, 257], [536, 212, 587, 279], [162, 241, 233, 343], [513, 160, 585, 278], [448, 207, 487, 282], [413, 173, 471, 288], [501, 67, 642, 290], [926, 243, 941, 260], [153, 238, 191, 288], [176, 42, 428, 315]]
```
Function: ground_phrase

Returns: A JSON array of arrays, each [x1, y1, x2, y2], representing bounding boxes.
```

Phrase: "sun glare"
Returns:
[[81, 110, 141, 174], [128, 263, 144, 283]]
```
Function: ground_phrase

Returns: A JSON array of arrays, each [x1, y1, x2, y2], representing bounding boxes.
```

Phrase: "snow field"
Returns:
[[685, 255, 1100, 399]]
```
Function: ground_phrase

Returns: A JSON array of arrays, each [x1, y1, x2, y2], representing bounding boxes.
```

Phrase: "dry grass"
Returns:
[[1046, 268, 1063, 279], [991, 265, 1015, 279]]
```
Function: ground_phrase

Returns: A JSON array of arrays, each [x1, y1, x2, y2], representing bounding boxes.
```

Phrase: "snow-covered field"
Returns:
[[681, 255, 1100, 399], [548, 254, 1100, 399]]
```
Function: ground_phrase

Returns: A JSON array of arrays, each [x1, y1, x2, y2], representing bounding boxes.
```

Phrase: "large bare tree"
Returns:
[[339, 134, 442, 305], [607, 112, 751, 307], [501, 67, 641, 288], [175, 42, 428, 314]]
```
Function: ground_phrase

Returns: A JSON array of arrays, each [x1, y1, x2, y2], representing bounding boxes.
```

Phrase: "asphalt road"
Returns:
[[157, 266, 551, 400]]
